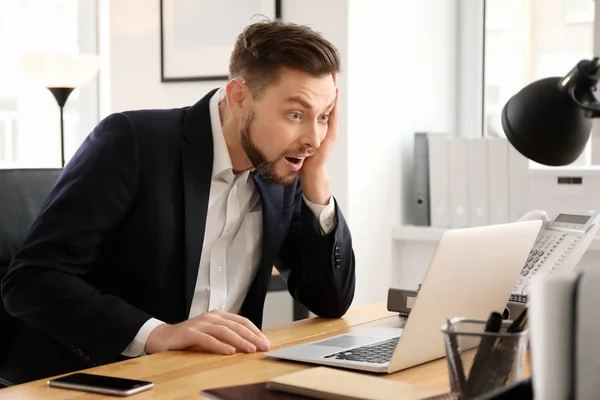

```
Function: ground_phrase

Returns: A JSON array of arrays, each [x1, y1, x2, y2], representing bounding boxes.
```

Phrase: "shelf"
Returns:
[[393, 224, 600, 251]]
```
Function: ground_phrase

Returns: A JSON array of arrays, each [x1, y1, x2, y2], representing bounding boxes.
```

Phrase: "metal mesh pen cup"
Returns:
[[440, 317, 529, 399]]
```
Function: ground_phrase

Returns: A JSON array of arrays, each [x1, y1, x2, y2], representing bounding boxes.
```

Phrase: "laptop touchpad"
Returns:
[[311, 335, 380, 348]]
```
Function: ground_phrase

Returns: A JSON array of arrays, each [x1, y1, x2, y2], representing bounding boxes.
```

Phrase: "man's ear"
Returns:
[[225, 79, 248, 121]]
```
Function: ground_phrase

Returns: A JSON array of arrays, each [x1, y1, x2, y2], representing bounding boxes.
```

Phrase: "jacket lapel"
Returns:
[[181, 89, 218, 317]]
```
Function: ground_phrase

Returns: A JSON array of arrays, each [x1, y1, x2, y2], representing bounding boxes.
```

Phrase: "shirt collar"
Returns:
[[209, 87, 234, 180]]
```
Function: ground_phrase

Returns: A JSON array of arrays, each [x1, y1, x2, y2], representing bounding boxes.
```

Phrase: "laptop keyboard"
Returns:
[[323, 336, 400, 364]]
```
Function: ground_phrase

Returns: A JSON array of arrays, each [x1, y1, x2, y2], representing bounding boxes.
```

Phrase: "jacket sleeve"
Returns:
[[1, 113, 153, 367], [275, 184, 356, 318]]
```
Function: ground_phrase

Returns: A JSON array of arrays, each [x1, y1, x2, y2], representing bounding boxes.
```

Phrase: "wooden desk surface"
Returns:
[[0, 303, 529, 399]]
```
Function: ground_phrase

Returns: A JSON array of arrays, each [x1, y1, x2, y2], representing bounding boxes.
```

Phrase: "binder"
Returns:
[[427, 134, 450, 227], [467, 138, 489, 227], [448, 137, 470, 228], [508, 145, 530, 222], [412, 133, 430, 226], [488, 137, 509, 224]]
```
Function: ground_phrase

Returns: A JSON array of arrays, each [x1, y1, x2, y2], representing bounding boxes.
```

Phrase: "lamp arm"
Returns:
[[562, 57, 600, 117], [568, 86, 600, 118]]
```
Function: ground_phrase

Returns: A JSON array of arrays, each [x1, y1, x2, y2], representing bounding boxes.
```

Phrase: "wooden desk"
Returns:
[[0, 302, 529, 399]]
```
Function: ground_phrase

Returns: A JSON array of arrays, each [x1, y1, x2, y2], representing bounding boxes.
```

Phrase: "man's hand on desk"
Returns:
[[144, 310, 271, 355]]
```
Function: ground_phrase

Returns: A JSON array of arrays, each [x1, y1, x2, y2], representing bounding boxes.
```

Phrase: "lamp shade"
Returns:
[[21, 53, 100, 88], [501, 77, 592, 166]]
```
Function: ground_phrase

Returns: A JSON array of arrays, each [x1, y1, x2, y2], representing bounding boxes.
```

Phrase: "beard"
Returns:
[[240, 110, 304, 186]]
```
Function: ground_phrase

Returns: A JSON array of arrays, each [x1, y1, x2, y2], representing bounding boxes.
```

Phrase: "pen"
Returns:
[[446, 318, 467, 392], [507, 307, 528, 333], [463, 311, 503, 397], [486, 307, 529, 388]]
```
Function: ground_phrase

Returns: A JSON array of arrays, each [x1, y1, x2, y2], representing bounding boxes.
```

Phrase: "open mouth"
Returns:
[[285, 157, 302, 165]]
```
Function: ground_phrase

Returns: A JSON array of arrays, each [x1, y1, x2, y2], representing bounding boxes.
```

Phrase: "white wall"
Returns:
[[414, 0, 459, 135], [99, 0, 217, 115], [346, 0, 415, 307]]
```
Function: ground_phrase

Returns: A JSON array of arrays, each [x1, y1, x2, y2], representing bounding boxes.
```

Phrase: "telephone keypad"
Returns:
[[520, 233, 569, 277]]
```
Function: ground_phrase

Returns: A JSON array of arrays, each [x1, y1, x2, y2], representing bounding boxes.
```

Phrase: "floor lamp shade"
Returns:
[[21, 53, 100, 88], [21, 53, 100, 166]]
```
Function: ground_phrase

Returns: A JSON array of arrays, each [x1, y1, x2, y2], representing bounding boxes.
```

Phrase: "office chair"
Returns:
[[0, 168, 62, 387]]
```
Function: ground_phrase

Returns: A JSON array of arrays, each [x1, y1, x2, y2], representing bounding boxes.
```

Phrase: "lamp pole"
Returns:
[[48, 87, 75, 167]]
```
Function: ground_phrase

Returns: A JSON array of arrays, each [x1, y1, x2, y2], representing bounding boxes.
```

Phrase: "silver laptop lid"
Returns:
[[388, 220, 542, 372]]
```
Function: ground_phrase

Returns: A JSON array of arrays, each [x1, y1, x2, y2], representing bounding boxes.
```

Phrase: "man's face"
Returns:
[[240, 67, 337, 185]]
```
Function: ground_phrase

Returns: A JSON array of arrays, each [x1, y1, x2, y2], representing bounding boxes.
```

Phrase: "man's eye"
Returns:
[[319, 114, 330, 122], [287, 112, 302, 120]]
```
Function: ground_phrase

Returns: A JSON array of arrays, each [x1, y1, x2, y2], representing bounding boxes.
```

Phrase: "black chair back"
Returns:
[[0, 168, 61, 370]]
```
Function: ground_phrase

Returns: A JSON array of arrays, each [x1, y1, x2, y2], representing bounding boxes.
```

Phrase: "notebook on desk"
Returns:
[[266, 221, 543, 374], [201, 367, 447, 400]]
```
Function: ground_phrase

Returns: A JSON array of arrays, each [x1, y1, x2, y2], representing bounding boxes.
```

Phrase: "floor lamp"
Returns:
[[21, 53, 100, 167]]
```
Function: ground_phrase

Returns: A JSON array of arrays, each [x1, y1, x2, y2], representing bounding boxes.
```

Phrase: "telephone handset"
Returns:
[[510, 209, 600, 303]]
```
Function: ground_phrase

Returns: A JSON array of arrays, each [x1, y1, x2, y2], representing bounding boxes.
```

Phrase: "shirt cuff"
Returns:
[[121, 318, 166, 357], [303, 195, 338, 234]]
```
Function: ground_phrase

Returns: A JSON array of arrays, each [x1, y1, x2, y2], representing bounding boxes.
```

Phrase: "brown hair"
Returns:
[[229, 19, 341, 99]]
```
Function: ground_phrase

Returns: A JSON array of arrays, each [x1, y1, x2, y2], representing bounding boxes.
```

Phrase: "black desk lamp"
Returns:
[[21, 54, 100, 167], [501, 57, 600, 166]]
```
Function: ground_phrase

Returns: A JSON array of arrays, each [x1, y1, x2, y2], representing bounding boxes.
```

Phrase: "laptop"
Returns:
[[265, 220, 542, 373]]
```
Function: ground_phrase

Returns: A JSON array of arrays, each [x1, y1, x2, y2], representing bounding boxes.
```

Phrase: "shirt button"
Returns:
[[214, 266, 222, 273], [224, 225, 233, 235]]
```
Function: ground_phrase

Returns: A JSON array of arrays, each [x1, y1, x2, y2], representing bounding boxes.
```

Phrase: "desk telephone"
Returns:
[[509, 209, 600, 302], [387, 210, 600, 316]]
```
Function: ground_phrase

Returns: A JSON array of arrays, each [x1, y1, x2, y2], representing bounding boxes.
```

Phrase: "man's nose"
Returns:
[[300, 122, 321, 150]]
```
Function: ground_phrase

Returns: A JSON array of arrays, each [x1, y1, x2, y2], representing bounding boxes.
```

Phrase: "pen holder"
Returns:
[[441, 317, 529, 399]]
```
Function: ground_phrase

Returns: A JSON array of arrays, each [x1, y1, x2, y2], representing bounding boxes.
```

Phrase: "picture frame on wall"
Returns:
[[160, 0, 282, 82]]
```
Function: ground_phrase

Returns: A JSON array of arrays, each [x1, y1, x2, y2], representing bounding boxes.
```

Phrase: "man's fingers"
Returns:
[[203, 324, 257, 353], [217, 318, 270, 351], [180, 328, 236, 355], [326, 88, 340, 141], [219, 312, 270, 344]]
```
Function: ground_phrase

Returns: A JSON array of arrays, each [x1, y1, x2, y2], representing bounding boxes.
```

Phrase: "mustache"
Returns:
[[281, 148, 316, 158]]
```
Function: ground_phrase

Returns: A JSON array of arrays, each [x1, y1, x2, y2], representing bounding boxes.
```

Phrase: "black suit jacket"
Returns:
[[0, 90, 355, 384]]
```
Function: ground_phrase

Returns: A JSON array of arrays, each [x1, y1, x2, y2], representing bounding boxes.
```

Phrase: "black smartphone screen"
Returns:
[[51, 373, 152, 391]]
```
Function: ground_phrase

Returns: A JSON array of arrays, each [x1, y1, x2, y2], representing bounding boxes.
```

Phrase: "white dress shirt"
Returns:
[[122, 88, 337, 357]]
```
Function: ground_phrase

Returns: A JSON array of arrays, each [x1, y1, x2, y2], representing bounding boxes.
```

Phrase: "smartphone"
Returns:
[[47, 373, 154, 396]]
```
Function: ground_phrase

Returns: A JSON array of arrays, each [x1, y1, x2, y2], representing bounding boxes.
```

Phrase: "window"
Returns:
[[0, 0, 98, 167], [483, 0, 595, 165]]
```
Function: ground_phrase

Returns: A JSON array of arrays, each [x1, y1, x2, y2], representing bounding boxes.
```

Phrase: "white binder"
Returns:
[[466, 138, 489, 227], [448, 138, 470, 227], [488, 137, 510, 224], [508, 145, 530, 222], [428, 134, 450, 227]]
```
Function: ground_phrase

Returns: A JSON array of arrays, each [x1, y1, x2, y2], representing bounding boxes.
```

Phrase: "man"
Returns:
[[0, 19, 355, 384]]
